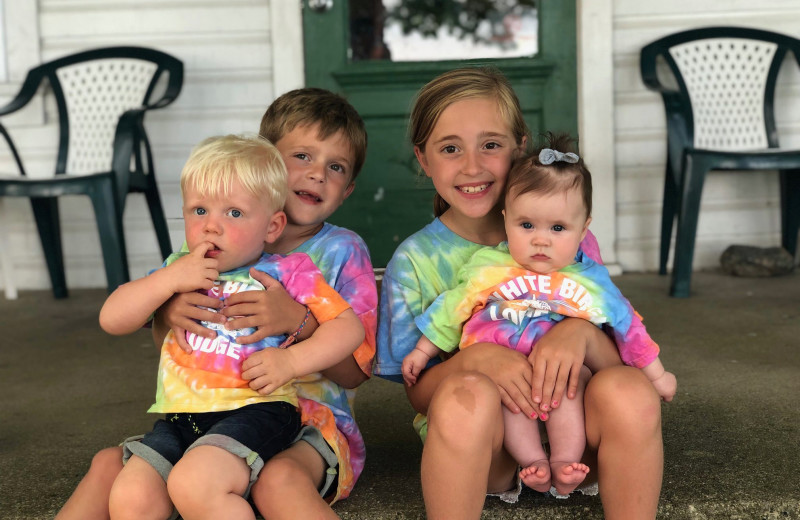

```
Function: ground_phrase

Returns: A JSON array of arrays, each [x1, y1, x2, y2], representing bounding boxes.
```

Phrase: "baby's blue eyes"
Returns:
[[193, 208, 206, 216], [226, 209, 242, 218], [520, 223, 565, 231]]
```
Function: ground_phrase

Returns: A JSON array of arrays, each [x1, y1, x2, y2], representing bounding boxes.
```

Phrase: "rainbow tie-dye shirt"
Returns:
[[415, 243, 659, 368], [148, 251, 351, 414], [167, 223, 376, 503], [290, 223, 377, 503]]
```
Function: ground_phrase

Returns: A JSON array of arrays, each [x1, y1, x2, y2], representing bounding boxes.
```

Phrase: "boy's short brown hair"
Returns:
[[259, 88, 367, 180]]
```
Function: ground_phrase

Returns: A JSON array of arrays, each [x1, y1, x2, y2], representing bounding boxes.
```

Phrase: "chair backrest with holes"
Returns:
[[641, 27, 800, 152], [32, 47, 182, 175], [56, 59, 158, 174]]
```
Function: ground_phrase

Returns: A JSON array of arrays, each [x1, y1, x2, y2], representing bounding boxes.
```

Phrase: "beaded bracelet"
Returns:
[[279, 305, 311, 348]]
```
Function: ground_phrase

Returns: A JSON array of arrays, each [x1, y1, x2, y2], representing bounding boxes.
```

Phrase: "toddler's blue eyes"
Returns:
[[227, 209, 242, 218], [194, 208, 206, 216], [522, 223, 532, 229]]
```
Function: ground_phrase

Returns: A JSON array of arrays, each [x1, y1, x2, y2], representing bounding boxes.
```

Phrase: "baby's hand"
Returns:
[[402, 349, 432, 386], [167, 242, 219, 294], [650, 371, 677, 402], [241, 348, 298, 395]]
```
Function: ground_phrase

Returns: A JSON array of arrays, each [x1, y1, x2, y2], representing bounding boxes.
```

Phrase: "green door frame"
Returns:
[[302, 1, 578, 266]]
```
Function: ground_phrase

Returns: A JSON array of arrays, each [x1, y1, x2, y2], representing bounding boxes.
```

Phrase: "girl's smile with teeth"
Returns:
[[458, 183, 491, 194]]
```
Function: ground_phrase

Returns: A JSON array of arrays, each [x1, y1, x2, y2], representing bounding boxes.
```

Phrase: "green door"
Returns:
[[303, 1, 577, 267]]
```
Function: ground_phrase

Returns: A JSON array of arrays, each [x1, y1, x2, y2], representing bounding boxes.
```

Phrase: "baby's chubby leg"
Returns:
[[502, 407, 551, 492], [546, 365, 591, 496], [168, 445, 253, 520], [108, 455, 172, 520]]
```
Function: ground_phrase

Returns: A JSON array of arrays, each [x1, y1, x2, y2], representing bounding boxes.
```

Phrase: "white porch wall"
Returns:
[[0, 0, 302, 291], [3, 1, 800, 293], [612, 1, 800, 272]]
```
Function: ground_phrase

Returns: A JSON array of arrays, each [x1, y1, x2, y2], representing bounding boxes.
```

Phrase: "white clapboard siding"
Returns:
[[612, 1, 800, 272], [3, 1, 800, 294], [0, 0, 301, 292]]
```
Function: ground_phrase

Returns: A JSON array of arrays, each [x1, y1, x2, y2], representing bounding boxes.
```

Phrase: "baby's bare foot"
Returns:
[[550, 461, 590, 496], [519, 460, 551, 492]]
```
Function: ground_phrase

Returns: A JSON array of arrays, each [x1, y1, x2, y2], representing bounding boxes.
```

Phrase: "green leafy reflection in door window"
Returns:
[[349, 0, 538, 62]]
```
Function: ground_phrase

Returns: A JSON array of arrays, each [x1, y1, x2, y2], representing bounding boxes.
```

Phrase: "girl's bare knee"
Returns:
[[585, 366, 662, 440], [428, 371, 503, 448]]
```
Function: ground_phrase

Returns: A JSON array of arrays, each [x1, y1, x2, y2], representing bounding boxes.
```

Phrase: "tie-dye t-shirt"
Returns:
[[290, 222, 377, 503], [375, 218, 603, 382], [415, 243, 659, 369], [148, 251, 351, 414], [375, 219, 603, 440]]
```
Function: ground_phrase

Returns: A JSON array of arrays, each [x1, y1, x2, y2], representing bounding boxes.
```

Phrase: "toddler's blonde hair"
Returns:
[[180, 134, 288, 211]]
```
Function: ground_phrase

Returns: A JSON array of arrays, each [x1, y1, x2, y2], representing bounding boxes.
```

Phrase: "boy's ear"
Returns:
[[414, 146, 431, 178], [265, 210, 287, 244], [342, 181, 356, 201], [581, 216, 592, 241]]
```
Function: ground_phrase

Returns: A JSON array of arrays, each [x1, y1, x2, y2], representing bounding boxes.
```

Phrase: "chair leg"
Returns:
[[779, 169, 800, 260], [139, 133, 172, 260], [144, 180, 173, 260], [30, 197, 68, 299], [671, 155, 711, 298], [659, 157, 679, 275], [89, 179, 130, 292]]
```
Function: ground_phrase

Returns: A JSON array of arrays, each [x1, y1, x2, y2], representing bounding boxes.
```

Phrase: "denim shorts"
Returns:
[[293, 425, 339, 498], [123, 401, 301, 489]]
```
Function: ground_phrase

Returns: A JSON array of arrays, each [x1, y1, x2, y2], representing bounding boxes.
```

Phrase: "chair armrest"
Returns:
[[0, 68, 45, 118], [0, 122, 28, 176], [142, 64, 183, 112], [640, 43, 676, 94], [109, 109, 148, 209]]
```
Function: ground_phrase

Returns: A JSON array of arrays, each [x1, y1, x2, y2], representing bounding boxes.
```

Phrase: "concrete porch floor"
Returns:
[[1, 270, 799, 519]]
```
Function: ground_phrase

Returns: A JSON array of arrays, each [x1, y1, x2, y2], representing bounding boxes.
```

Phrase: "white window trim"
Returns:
[[0, 1, 39, 91], [577, 0, 620, 273], [270, 0, 304, 97]]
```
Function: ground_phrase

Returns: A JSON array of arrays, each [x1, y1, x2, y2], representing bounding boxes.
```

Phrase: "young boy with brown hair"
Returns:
[[56, 88, 377, 520]]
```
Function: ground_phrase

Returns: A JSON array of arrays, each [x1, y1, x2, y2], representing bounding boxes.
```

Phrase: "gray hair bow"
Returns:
[[539, 148, 579, 165]]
